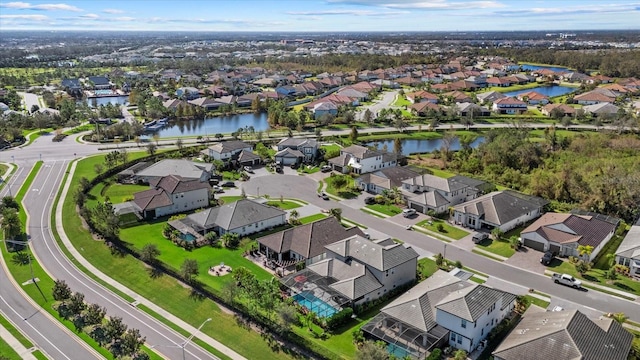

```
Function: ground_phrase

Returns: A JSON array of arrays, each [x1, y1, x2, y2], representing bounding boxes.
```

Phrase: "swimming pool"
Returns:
[[387, 343, 414, 359], [293, 291, 338, 318], [181, 233, 196, 242], [95, 89, 114, 95]]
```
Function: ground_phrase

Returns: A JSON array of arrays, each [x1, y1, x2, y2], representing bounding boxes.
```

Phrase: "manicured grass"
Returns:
[[324, 174, 360, 199], [392, 95, 411, 107], [61, 154, 294, 360], [360, 208, 385, 218], [418, 257, 439, 278], [593, 234, 624, 270], [365, 203, 402, 216], [218, 195, 244, 204], [119, 221, 272, 293], [470, 277, 486, 284], [298, 213, 327, 224], [100, 183, 148, 203], [0, 336, 22, 360], [416, 219, 469, 240], [407, 165, 455, 179], [475, 238, 516, 258], [0, 315, 48, 360], [359, 131, 442, 142], [298, 165, 320, 174], [266, 200, 302, 210], [0, 164, 8, 175], [222, 171, 242, 180], [547, 259, 640, 296], [524, 295, 550, 309]]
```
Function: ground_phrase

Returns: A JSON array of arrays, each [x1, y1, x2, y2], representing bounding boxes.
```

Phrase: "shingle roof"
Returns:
[[257, 217, 363, 259], [136, 159, 213, 180], [133, 188, 173, 211], [275, 148, 304, 158], [358, 167, 420, 190], [207, 140, 251, 154], [185, 199, 285, 231], [436, 285, 516, 322], [409, 191, 450, 208], [149, 175, 210, 195], [324, 235, 418, 272], [521, 212, 616, 248], [278, 137, 318, 148], [454, 191, 548, 227], [403, 173, 469, 192], [493, 309, 633, 360]]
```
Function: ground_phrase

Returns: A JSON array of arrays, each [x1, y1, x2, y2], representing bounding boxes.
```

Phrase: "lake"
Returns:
[[88, 95, 130, 107], [367, 137, 485, 156], [520, 64, 570, 72], [152, 112, 270, 137], [503, 85, 576, 98]]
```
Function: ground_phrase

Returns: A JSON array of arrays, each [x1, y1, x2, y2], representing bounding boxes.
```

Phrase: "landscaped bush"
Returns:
[[426, 348, 442, 360], [326, 307, 353, 330]]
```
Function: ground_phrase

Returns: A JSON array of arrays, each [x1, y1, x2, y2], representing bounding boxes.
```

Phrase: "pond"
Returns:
[[87, 95, 130, 107], [520, 64, 570, 72], [151, 112, 270, 138], [367, 136, 485, 156], [503, 85, 576, 98]]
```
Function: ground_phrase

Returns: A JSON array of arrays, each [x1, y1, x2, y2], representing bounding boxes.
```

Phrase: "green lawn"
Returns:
[[0, 315, 47, 359], [266, 200, 302, 210], [101, 183, 148, 203], [298, 165, 320, 174], [0, 336, 22, 360], [547, 260, 640, 296], [222, 171, 242, 180], [0, 163, 8, 175], [524, 295, 550, 310], [299, 213, 327, 224], [324, 174, 360, 199], [119, 221, 272, 293], [418, 258, 439, 278], [392, 95, 411, 107], [60, 153, 295, 360], [475, 238, 516, 258], [365, 203, 402, 216], [416, 219, 470, 240], [218, 195, 244, 204]]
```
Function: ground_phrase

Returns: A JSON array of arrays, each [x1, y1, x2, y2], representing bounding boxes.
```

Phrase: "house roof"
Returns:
[[339, 145, 384, 160], [135, 159, 213, 180], [574, 91, 615, 103], [583, 102, 619, 115], [403, 173, 473, 193], [357, 167, 420, 190], [324, 235, 418, 272], [257, 217, 363, 259], [185, 199, 285, 231], [275, 148, 304, 158], [410, 101, 440, 114], [278, 137, 318, 148], [436, 285, 516, 322], [237, 150, 261, 163], [408, 191, 450, 208], [453, 191, 548, 227], [493, 309, 633, 360], [521, 212, 616, 247], [307, 258, 383, 300], [542, 103, 576, 114], [149, 175, 210, 195], [476, 91, 507, 102], [494, 97, 527, 106], [616, 217, 640, 259], [133, 188, 173, 211], [208, 140, 251, 154]]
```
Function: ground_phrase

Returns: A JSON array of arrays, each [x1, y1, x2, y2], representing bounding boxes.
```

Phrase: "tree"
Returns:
[[68, 292, 86, 316], [139, 244, 160, 264], [52, 279, 72, 301], [175, 138, 184, 150], [575, 259, 591, 274], [393, 137, 403, 155], [1, 208, 21, 240], [509, 236, 521, 250], [329, 208, 342, 221], [83, 303, 106, 326], [611, 312, 628, 324], [276, 303, 299, 333], [434, 253, 444, 267], [363, 109, 374, 125], [289, 209, 299, 224], [356, 340, 388, 360], [491, 227, 504, 241], [1, 196, 19, 211], [349, 126, 359, 143], [146, 143, 157, 156], [180, 259, 199, 283], [453, 349, 468, 360], [331, 175, 348, 189], [105, 316, 127, 344], [121, 328, 145, 357], [221, 232, 240, 249], [577, 245, 594, 260]]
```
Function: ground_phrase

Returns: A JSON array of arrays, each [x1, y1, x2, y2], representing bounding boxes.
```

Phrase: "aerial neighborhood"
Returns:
[[1, 28, 639, 360]]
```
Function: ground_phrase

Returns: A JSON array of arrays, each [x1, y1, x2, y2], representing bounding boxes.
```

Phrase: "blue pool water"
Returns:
[[182, 233, 197, 242], [293, 292, 338, 318], [387, 343, 414, 358], [95, 89, 114, 95], [520, 64, 570, 72]]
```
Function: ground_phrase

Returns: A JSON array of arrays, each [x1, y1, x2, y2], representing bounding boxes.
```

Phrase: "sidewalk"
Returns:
[[0, 321, 37, 360], [56, 161, 246, 360]]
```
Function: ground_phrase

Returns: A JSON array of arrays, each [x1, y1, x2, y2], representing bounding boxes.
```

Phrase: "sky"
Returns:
[[0, 0, 639, 32]]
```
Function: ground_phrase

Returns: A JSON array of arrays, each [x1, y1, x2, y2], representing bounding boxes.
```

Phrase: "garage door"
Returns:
[[549, 244, 561, 255], [523, 238, 545, 252], [410, 203, 425, 213]]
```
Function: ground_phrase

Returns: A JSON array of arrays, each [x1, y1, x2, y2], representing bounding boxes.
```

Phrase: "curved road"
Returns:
[[2, 134, 220, 360], [242, 174, 640, 322]]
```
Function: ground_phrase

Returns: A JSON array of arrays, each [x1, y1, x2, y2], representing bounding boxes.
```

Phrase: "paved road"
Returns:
[[356, 90, 399, 120], [242, 174, 640, 322], [0, 164, 101, 360], [1, 137, 220, 360], [18, 92, 41, 113]]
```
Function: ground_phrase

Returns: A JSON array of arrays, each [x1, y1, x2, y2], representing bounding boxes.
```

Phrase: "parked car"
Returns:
[[321, 165, 332, 173], [211, 185, 223, 193], [243, 166, 254, 173], [221, 181, 235, 187], [552, 273, 582, 289], [290, 163, 298, 170], [402, 208, 417, 218], [364, 196, 376, 205], [540, 251, 554, 265], [318, 192, 329, 200], [472, 232, 489, 244]]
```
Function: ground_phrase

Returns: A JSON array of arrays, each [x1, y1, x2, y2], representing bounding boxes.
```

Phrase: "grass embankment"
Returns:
[[547, 260, 640, 296], [60, 154, 295, 360]]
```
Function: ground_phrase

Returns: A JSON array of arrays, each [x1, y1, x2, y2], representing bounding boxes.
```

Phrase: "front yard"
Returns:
[[324, 174, 360, 199], [266, 200, 302, 210], [365, 203, 402, 216], [299, 213, 327, 224], [416, 219, 470, 240], [475, 238, 516, 258], [547, 259, 640, 296]]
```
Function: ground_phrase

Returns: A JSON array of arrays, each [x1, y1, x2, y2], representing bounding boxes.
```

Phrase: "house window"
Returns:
[[461, 319, 467, 329], [451, 333, 457, 342], [457, 337, 462, 344]]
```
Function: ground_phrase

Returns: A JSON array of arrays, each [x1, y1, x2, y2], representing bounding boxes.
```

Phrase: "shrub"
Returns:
[[426, 348, 442, 360], [454, 260, 462, 268], [326, 307, 353, 330], [436, 223, 445, 232]]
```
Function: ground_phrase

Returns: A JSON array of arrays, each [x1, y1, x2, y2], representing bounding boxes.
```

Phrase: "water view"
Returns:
[[503, 85, 577, 98], [152, 112, 270, 138], [367, 136, 485, 156], [520, 64, 570, 72], [87, 95, 130, 107]]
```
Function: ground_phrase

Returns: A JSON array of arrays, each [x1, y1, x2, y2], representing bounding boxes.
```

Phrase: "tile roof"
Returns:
[[324, 235, 418, 272], [493, 309, 633, 360], [257, 217, 363, 259], [522, 212, 616, 247], [436, 285, 516, 322], [185, 199, 285, 231], [207, 140, 251, 154], [133, 188, 173, 211], [136, 159, 213, 180], [454, 191, 548, 227]]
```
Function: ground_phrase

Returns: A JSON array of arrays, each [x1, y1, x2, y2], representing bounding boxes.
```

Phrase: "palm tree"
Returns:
[[289, 210, 299, 224], [329, 208, 342, 221], [577, 245, 594, 260], [611, 312, 627, 324], [1, 208, 21, 240]]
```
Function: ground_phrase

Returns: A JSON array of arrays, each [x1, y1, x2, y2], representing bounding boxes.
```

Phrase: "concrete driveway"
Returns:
[[505, 246, 547, 274], [356, 90, 399, 120]]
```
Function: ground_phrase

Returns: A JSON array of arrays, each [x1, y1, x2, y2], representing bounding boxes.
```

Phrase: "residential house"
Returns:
[[516, 91, 549, 105], [615, 216, 640, 278], [583, 103, 619, 117], [541, 103, 576, 117], [134, 159, 214, 184], [362, 270, 516, 358], [456, 102, 490, 117], [328, 145, 398, 175], [443, 91, 472, 104], [170, 199, 286, 237], [282, 235, 419, 308], [492, 97, 527, 114], [163, 99, 188, 111], [403, 174, 489, 215], [61, 78, 82, 95], [132, 175, 211, 219], [476, 91, 506, 104], [486, 77, 513, 87], [493, 308, 633, 360], [176, 87, 201, 100], [406, 91, 439, 104], [275, 85, 297, 97], [273, 138, 317, 165], [520, 212, 618, 260], [257, 216, 364, 265], [356, 167, 420, 195], [188, 97, 221, 111], [87, 76, 111, 90], [336, 88, 368, 104], [574, 91, 615, 105], [453, 191, 548, 232], [410, 101, 441, 116], [311, 102, 338, 120], [206, 140, 253, 162]]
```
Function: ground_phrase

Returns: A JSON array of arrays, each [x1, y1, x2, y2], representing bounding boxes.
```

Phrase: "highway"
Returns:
[[2, 135, 220, 360]]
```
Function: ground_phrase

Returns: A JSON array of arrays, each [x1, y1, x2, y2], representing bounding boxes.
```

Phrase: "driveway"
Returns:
[[504, 247, 547, 274], [356, 90, 399, 120], [19, 92, 40, 112]]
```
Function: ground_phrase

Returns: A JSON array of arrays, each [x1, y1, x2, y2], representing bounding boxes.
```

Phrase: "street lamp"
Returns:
[[152, 317, 211, 360]]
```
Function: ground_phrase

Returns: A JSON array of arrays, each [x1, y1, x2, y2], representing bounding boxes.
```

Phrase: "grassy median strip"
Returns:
[[0, 313, 47, 360], [60, 154, 294, 360]]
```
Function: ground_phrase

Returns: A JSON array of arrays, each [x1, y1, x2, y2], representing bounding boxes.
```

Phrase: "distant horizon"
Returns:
[[3, 29, 638, 33], [1, 0, 639, 32]]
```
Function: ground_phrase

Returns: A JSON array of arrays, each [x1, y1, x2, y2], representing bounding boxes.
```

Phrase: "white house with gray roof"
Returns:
[[276, 137, 318, 163], [169, 199, 286, 237], [362, 270, 516, 358], [493, 307, 633, 360], [615, 216, 640, 278], [403, 174, 489, 215], [328, 144, 398, 175], [206, 140, 253, 162], [134, 159, 213, 184]]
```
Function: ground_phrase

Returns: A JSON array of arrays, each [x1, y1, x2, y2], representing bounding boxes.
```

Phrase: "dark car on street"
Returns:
[[364, 196, 376, 205], [221, 181, 236, 187]]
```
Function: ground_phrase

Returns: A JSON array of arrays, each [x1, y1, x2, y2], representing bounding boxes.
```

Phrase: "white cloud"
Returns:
[[0, 2, 83, 11], [327, 0, 504, 10], [287, 9, 408, 16], [103, 8, 124, 14], [115, 17, 135, 22], [80, 13, 99, 19], [0, 14, 49, 20]]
